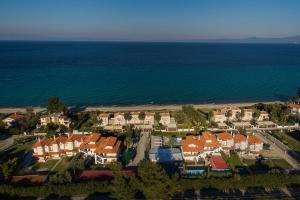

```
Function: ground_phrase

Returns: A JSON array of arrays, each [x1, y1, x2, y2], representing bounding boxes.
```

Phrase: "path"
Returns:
[[255, 130, 300, 169], [129, 131, 150, 166]]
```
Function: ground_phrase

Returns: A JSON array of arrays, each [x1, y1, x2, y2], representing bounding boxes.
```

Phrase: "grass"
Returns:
[[54, 157, 72, 172], [221, 151, 244, 170], [271, 131, 300, 154], [243, 158, 292, 171], [31, 159, 58, 171]]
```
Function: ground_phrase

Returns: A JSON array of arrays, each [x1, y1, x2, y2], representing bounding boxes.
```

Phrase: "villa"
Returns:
[[257, 111, 270, 121], [40, 113, 71, 128], [128, 112, 141, 125], [242, 109, 254, 121], [2, 112, 24, 127], [247, 135, 264, 155], [289, 102, 300, 115], [98, 113, 110, 126], [144, 112, 155, 125], [33, 133, 121, 165], [212, 110, 227, 123], [230, 107, 242, 121], [216, 132, 234, 151], [110, 112, 126, 126], [181, 131, 263, 161], [233, 134, 248, 153], [160, 112, 171, 126]]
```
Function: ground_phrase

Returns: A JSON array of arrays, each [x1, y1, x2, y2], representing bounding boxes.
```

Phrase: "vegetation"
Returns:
[[0, 158, 18, 180], [47, 96, 67, 114], [271, 131, 300, 154], [174, 105, 206, 128], [49, 171, 72, 185]]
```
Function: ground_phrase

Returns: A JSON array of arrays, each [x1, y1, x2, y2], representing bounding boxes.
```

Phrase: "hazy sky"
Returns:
[[0, 0, 300, 41]]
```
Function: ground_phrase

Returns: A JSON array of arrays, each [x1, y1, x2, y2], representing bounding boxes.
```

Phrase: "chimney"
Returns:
[[53, 135, 56, 140]]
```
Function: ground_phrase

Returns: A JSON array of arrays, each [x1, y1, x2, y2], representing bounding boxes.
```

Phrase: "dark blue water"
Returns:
[[0, 41, 300, 107]]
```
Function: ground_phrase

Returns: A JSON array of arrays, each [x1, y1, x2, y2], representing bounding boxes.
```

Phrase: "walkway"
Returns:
[[129, 131, 150, 166]]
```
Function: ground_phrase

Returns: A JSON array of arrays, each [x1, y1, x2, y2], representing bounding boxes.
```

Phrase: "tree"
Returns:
[[138, 112, 145, 121], [137, 160, 179, 200], [70, 154, 85, 174], [1, 158, 18, 180], [124, 112, 132, 122], [252, 109, 261, 123], [207, 111, 213, 123], [154, 112, 161, 123], [108, 162, 137, 200], [225, 110, 232, 123], [49, 171, 72, 185], [47, 96, 67, 114]]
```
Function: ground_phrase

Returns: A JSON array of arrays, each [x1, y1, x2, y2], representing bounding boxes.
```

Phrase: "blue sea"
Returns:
[[0, 41, 300, 107]]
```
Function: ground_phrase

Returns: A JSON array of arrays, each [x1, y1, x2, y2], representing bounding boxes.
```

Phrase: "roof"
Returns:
[[66, 134, 85, 142], [114, 112, 124, 117], [247, 135, 263, 145], [10, 175, 48, 185], [202, 132, 220, 148], [145, 112, 155, 116], [95, 136, 121, 154], [160, 112, 170, 117], [260, 111, 269, 115], [213, 110, 226, 116], [181, 135, 204, 153], [130, 112, 140, 115], [244, 109, 254, 112], [4, 113, 24, 120], [33, 138, 52, 148], [76, 170, 135, 180], [289, 103, 300, 109], [233, 134, 247, 143], [210, 155, 229, 170], [99, 113, 110, 117], [217, 132, 233, 141]]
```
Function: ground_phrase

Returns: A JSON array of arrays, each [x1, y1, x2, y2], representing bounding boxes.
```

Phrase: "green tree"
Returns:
[[108, 162, 137, 200], [154, 112, 161, 123], [49, 171, 72, 185], [252, 109, 261, 123], [70, 154, 85, 174], [124, 112, 132, 122], [137, 160, 179, 200], [225, 110, 232, 123], [138, 111, 145, 121], [47, 96, 67, 114], [1, 158, 18, 180]]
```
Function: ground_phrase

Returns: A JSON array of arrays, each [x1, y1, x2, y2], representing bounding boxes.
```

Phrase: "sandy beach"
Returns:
[[0, 101, 283, 114]]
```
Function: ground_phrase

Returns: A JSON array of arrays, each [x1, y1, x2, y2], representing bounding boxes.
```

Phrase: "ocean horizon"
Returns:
[[0, 41, 300, 107]]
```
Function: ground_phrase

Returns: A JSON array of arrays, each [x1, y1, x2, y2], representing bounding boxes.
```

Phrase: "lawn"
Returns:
[[271, 131, 300, 154], [221, 151, 244, 170], [243, 158, 292, 171], [54, 157, 72, 172], [31, 159, 59, 171]]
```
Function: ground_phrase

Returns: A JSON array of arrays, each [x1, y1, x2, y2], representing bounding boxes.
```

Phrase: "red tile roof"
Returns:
[[217, 132, 233, 141], [247, 135, 263, 145]]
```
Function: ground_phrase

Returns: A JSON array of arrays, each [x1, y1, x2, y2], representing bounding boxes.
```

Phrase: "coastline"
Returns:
[[0, 101, 283, 113]]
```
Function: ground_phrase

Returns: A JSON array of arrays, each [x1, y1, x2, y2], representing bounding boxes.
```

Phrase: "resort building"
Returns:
[[289, 102, 300, 115], [160, 112, 171, 126], [233, 134, 248, 153], [128, 112, 141, 125], [247, 135, 264, 155], [257, 111, 270, 121], [144, 112, 155, 125], [242, 109, 254, 121], [212, 110, 227, 123], [216, 132, 234, 151], [256, 121, 277, 128], [98, 113, 110, 126], [180, 132, 263, 161], [232, 121, 252, 129], [110, 112, 126, 126], [40, 114, 71, 128], [2, 112, 24, 127], [230, 107, 242, 121], [33, 133, 121, 165]]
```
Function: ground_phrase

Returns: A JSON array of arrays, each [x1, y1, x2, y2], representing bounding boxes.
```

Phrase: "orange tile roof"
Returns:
[[145, 112, 155, 116], [66, 134, 85, 142], [5, 113, 24, 120], [289, 103, 300, 109], [217, 132, 233, 141], [233, 134, 247, 143], [95, 137, 121, 154], [201, 132, 220, 148], [33, 138, 52, 148], [247, 135, 263, 145], [212, 110, 226, 115], [181, 136, 204, 153]]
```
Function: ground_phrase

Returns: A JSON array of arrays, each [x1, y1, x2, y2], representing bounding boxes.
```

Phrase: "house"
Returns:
[[128, 112, 141, 125], [247, 135, 263, 155], [110, 112, 126, 126], [289, 102, 300, 115], [256, 121, 277, 128], [217, 122, 228, 129], [166, 117, 177, 131], [233, 134, 248, 153], [2, 112, 24, 127], [33, 133, 122, 164], [40, 113, 71, 128], [257, 111, 270, 121], [212, 111, 227, 123], [242, 109, 253, 121], [181, 132, 221, 161], [94, 136, 122, 165], [98, 113, 110, 126], [160, 112, 171, 126], [216, 132, 234, 151], [144, 112, 155, 125], [230, 107, 242, 121]]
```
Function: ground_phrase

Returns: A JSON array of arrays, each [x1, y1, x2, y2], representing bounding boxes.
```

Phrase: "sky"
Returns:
[[0, 0, 300, 41]]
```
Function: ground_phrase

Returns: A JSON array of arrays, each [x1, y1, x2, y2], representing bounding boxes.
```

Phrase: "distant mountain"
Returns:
[[185, 36, 300, 44]]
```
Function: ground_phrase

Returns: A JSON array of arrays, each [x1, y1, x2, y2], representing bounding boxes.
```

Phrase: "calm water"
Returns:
[[0, 42, 300, 107]]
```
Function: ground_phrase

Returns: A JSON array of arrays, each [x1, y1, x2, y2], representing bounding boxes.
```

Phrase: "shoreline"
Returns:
[[0, 101, 283, 113]]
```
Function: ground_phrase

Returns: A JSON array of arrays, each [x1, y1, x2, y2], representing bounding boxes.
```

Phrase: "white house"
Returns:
[[98, 113, 110, 126], [242, 109, 253, 121], [212, 111, 227, 123], [128, 112, 141, 125], [257, 111, 270, 122], [160, 112, 171, 126], [110, 112, 126, 126], [144, 112, 155, 125]]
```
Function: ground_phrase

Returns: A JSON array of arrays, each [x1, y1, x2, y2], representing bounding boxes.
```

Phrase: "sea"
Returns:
[[0, 41, 300, 107]]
